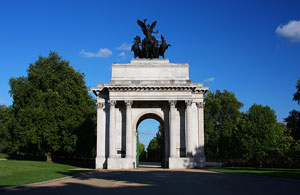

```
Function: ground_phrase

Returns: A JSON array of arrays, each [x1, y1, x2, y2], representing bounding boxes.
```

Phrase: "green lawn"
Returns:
[[0, 153, 8, 159], [207, 167, 300, 180], [0, 160, 91, 188]]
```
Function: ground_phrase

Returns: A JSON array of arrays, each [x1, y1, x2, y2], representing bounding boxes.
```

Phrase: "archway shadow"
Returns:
[[1, 169, 299, 195]]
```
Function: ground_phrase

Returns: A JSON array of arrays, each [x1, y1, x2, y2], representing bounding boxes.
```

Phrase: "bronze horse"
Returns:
[[131, 36, 141, 58], [159, 35, 171, 58]]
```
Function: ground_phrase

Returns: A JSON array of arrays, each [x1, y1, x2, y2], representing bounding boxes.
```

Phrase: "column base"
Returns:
[[95, 157, 107, 169], [194, 156, 206, 168], [107, 157, 136, 169], [169, 157, 206, 169]]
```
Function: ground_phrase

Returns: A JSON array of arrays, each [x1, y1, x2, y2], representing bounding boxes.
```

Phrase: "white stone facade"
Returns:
[[92, 59, 208, 169]]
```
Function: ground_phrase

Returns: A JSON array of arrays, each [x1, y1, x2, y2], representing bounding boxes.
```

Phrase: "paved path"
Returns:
[[1, 168, 299, 195]]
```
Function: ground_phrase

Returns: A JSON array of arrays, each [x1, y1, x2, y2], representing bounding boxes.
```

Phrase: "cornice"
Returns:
[[91, 85, 209, 95]]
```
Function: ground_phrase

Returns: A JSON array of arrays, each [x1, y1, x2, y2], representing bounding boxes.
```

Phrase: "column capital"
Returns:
[[108, 100, 116, 107], [196, 102, 205, 108], [168, 100, 177, 107], [96, 102, 105, 109], [125, 100, 133, 107], [185, 100, 193, 106]]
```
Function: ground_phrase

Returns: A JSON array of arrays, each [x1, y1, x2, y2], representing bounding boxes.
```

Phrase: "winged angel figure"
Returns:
[[132, 19, 170, 59], [137, 19, 158, 40]]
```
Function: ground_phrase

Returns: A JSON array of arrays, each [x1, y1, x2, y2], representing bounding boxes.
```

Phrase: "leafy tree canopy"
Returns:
[[285, 78, 300, 141], [204, 90, 243, 161], [147, 125, 164, 163], [0, 105, 12, 153], [9, 51, 95, 161], [138, 142, 146, 161], [293, 79, 300, 104], [241, 104, 283, 166], [285, 110, 300, 140]]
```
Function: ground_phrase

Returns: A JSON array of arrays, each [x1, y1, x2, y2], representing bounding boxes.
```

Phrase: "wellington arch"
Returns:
[[91, 59, 209, 169]]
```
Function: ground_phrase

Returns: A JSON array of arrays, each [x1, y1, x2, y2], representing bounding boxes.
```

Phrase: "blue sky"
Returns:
[[138, 119, 160, 149], [1, 0, 300, 147]]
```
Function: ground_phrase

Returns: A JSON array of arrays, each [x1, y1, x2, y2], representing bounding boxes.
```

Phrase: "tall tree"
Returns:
[[283, 78, 300, 167], [285, 110, 300, 140], [285, 78, 300, 141], [138, 142, 146, 161], [241, 104, 283, 167], [147, 137, 160, 162], [0, 105, 12, 153], [293, 79, 300, 104], [9, 51, 96, 161], [147, 125, 164, 162], [204, 90, 243, 161]]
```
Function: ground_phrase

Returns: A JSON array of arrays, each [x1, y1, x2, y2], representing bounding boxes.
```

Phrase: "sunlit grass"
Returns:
[[0, 160, 90, 187]]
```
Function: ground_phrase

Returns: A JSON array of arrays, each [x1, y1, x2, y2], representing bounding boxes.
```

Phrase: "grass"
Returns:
[[0, 160, 91, 188], [0, 153, 8, 159], [206, 167, 300, 180]]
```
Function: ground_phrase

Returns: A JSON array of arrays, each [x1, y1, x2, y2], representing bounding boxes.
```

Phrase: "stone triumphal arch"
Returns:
[[92, 59, 208, 169]]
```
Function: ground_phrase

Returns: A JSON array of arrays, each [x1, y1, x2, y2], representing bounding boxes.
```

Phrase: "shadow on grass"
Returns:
[[0, 169, 299, 195], [52, 159, 95, 169], [1, 153, 95, 169], [207, 167, 300, 180]]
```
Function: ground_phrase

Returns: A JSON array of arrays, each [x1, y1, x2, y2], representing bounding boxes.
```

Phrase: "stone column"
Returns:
[[185, 100, 197, 157], [169, 100, 177, 158], [163, 105, 169, 167], [96, 99, 106, 168], [109, 100, 116, 158], [196, 102, 205, 158], [125, 100, 133, 159], [133, 130, 137, 168]]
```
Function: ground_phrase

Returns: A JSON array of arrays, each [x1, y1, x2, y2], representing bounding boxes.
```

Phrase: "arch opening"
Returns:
[[135, 113, 166, 168]]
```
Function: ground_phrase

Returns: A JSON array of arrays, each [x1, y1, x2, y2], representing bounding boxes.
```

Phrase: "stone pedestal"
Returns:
[[107, 158, 136, 169], [169, 157, 205, 169], [95, 157, 107, 169]]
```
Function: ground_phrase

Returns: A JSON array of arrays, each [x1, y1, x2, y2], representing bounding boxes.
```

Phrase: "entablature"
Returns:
[[91, 84, 209, 98]]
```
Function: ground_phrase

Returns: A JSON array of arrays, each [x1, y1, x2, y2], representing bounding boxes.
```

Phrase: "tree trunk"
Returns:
[[46, 152, 52, 162]]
